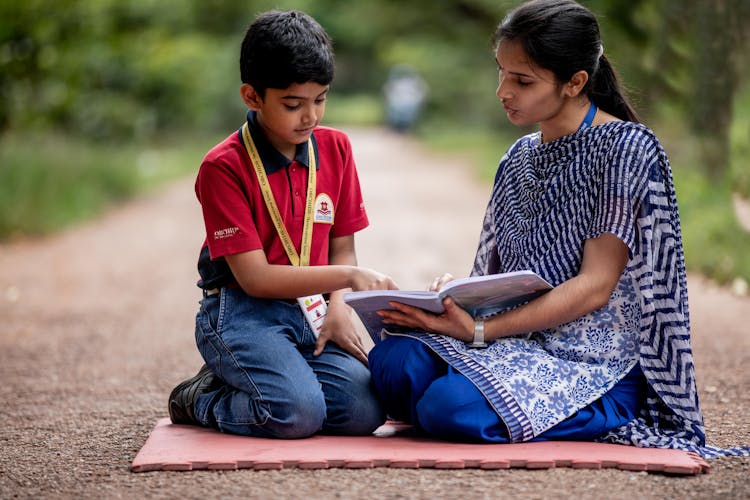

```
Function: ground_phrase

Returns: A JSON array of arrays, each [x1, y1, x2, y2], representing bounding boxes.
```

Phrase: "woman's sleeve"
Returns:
[[585, 128, 652, 257]]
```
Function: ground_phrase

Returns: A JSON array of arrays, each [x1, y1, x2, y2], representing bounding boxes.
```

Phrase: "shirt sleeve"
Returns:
[[195, 151, 263, 260], [328, 132, 369, 238]]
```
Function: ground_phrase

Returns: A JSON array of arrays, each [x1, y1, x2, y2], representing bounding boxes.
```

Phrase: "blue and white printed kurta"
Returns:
[[395, 122, 749, 457]]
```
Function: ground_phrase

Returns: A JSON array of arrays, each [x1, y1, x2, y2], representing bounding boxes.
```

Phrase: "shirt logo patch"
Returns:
[[314, 193, 334, 224], [213, 226, 240, 240]]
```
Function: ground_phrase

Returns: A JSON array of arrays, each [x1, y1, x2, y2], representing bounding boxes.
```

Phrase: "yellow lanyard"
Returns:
[[241, 122, 316, 266]]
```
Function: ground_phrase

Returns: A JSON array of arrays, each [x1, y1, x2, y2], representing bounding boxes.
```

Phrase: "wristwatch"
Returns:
[[467, 318, 488, 348]]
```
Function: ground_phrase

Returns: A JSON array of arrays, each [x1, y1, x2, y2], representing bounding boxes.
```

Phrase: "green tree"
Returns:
[[690, 0, 748, 179]]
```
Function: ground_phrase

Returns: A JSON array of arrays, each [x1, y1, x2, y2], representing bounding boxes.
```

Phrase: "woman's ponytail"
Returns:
[[590, 54, 640, 123]]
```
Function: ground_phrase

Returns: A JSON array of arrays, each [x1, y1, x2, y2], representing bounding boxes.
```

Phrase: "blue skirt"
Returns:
[[369, 336, 645, 443]]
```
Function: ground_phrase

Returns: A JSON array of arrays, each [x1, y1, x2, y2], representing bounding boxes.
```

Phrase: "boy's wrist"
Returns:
[[343, 265, 357, 291]]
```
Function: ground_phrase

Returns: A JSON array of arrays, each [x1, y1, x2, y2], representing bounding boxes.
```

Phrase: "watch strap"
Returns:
[[468, 319, 488, 348]]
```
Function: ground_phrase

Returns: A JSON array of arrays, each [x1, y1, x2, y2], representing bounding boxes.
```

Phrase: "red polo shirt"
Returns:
[[195, 111, 369, 287]]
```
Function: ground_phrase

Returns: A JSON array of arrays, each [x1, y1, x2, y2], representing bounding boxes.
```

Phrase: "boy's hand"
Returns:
[[350, 267, 398, 291], [314, 300, 368, 364]]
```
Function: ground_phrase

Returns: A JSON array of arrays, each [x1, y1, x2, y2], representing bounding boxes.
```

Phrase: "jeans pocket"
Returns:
[[195, 293, 225, 372], [200, 289, 229, 332]]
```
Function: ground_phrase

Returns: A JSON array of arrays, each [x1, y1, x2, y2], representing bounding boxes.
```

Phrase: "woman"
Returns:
[[369, 0, 748, 457]]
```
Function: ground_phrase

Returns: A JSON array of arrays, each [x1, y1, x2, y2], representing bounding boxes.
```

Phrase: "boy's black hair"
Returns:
[[240, 10, 334, 97]]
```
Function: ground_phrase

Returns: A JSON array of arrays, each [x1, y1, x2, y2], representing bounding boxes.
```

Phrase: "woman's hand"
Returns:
[[429, 273, 455, 292], [377, 297, 474, 342]]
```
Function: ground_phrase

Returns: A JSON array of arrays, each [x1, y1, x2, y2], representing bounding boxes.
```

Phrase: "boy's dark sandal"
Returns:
[[168, 364, 217, 425]]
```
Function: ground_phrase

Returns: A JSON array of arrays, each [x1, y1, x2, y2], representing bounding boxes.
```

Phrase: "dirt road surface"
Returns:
[[1, 128, 748, 499]]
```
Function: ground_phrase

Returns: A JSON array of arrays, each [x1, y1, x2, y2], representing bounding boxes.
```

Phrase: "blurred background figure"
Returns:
[[383, 64, 428, 133]]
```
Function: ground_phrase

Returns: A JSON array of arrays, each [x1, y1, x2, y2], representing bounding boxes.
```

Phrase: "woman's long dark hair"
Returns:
[[493, 0, 640, 123]]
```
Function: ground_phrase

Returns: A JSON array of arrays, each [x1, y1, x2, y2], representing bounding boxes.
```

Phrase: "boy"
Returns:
[[168, 10, 396, 438]]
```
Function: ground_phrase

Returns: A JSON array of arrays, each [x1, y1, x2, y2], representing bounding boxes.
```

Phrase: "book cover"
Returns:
[[344, 270, 553, 343]]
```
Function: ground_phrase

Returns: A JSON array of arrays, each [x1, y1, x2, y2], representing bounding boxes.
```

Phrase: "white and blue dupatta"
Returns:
[[409, 122, 748, 458]]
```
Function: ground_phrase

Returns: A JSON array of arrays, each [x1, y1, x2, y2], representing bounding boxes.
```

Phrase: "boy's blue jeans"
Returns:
[[193, 287, 385, 438]]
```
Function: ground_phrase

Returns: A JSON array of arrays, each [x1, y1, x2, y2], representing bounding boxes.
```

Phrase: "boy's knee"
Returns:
[[328, 389, 386, 435], [324, 361, 386, 435], [268, 391, 327, 439], [216, 392, 326, 439]]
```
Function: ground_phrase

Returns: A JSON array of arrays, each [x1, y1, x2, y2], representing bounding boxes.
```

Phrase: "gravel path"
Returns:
[[1, 128, 748, 499]]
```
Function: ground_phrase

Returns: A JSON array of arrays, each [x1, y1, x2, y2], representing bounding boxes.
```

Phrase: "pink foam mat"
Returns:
[[131, 418, 709, 474]]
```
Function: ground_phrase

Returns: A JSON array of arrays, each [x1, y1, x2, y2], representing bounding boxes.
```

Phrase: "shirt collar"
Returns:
[[241, 110, 316, 174]]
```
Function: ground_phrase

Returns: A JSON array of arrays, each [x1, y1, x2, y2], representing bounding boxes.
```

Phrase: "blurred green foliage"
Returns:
[[0, 0, 749, 284], [0, 131, 221, 238], [674, 168, 750, 285], [0, 132, 138, 237], [2, 0, 747, 143], [0, 0, 245, 138]]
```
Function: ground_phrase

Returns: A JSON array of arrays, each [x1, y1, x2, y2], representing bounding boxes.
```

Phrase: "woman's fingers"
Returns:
[[429, 273, 455, 291]]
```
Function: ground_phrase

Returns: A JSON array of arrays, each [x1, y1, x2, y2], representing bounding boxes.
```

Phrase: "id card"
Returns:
[[297, 294, 327, 338]]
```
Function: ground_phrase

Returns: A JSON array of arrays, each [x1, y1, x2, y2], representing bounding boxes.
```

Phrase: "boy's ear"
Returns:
[[240, 84, 262, 110], [563, 70, 589, 98]]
